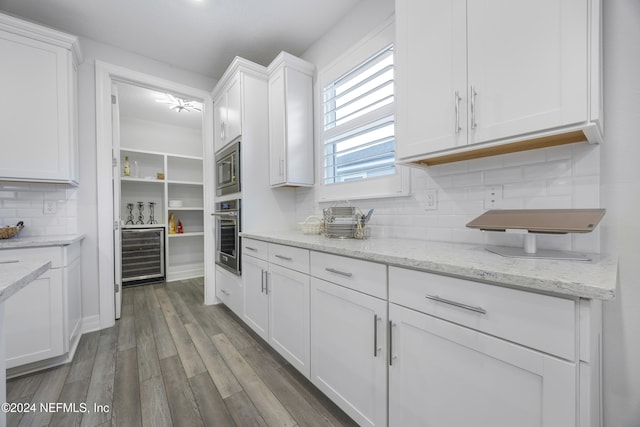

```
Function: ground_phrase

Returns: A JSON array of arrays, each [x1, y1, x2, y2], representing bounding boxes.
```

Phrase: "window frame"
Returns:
[[315, 17, 410, 202]]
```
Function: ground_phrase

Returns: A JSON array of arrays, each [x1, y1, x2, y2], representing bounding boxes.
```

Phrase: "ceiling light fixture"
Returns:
[[156, 93, 202, 113]]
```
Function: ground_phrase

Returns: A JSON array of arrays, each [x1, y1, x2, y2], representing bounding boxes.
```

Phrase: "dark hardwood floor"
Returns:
[[6, 278, 358, 427]]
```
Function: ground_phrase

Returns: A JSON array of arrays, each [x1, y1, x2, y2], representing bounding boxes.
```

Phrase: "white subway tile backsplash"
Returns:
[[452, 171, 484, 188], [523, 160, 572, 181], [0, 182, 78, 237], [296, 145, 601, 253], [502, 149, 547, 166], [484, 166, 523, 185]]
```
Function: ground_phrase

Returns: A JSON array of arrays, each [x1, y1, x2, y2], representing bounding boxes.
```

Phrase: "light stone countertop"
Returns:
[[0, 259, 51, 303], [0, 234, 85, 249], [241, 231, 618, 300]]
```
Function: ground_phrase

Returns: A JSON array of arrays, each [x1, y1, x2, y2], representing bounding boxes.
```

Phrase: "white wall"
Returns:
[[600, 0, 640, 425], [120, 117, 203, 157], [301, 0, 640, 425], [76, 37, 216, 328]]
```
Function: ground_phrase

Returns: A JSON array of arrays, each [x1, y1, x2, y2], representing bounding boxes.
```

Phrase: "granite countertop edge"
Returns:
[[241, 231, 618, 301], [0, 234, 86, 249], [0, 260, 51, 303]]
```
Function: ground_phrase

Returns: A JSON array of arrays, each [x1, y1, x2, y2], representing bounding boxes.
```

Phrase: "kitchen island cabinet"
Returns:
[[0, 258, 52, 427], [0, 13, 81, 184], [0, 236, 83, 376], [395, 0, 603, 166]]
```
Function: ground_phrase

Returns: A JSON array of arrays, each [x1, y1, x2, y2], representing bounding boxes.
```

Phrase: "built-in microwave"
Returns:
[[216, 140, 240, 196]]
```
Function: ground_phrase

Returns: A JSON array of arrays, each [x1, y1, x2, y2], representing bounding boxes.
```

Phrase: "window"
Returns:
[[316, 19, 409, 201], [322, 45, 395, 185]]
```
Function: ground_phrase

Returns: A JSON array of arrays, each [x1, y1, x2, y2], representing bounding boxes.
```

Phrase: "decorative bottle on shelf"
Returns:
[[168, 213, 176, 234], [177, 220, 183, 234], [123, 156, 131, 177]]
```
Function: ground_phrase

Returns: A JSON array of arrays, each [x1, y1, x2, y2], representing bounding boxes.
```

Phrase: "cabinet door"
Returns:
[[0, 32, 74, 182], [466, 0, 588, 144], [268, 67, 287, 185], [214, 92, 226, 152], [389, 304, 576, 427], [65, 256, 83, 352], [5, 269, 64, 368], [268, 264, 310, 377], [242, 255, 269, 340], [395, 0, 467, 159], [310, 278, 387, 427], [216, 265, 243, 317], [225, 76, 242, 144]]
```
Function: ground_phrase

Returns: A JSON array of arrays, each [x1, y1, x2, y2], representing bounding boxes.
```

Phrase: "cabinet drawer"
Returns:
[[0, 246, 63, 268], [242, 238, 269, 261], [310, 251, 386, 300], [389, 266, 576, 360], [268, 243, 309, 274], [216, 266, 243, 317]]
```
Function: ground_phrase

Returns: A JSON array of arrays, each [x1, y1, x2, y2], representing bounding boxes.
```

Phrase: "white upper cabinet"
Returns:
[[0, 13, 81, 184], [214, 74, 242, 152], [267, 52, 314, 187], [395, 0, 603, 166]]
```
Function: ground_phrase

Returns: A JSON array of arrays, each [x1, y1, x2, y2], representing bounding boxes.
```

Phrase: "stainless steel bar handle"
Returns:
[[425, 294, 487, 315], [454, 91, 462, 133], [245, 246, 258, 251], [265, 271, 269, 294], [221, 289, 230, 296], [261, 269, 265, 293], [325, 267, 353, 278], [275, 254, 292, 261], [373, 314, 378, 357], [388, 321, 396, 366], [470, 86, 478, 129], [211, 211, 239, 217]]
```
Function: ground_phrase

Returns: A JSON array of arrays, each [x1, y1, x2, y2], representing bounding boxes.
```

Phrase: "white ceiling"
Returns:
[[1, 0, 362, 129], [117, 83, 203, 130], [0, 0, 361, 79]]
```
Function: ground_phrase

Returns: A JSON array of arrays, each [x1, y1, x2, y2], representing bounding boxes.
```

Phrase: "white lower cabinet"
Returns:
[[242, 254, 269, 340], [215, 265, 243, 317], [242, 240, 311, 377], [310, 277, 387, 427], [232, 241, 601, 427], [388, 303, 576, 427], [5, 269, 64, 368], [268, 264, 310, 377], [0, 240, 83, 372]]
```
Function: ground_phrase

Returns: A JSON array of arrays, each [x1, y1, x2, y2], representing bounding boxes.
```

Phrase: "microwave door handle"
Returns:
[[231, 154, 236, 183]]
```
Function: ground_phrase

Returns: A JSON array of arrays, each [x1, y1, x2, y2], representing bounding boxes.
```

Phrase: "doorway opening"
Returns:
[[96, 62, 215, 327]]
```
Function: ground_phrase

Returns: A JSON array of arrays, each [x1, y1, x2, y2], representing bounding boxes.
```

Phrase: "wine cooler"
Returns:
[[121, 227, 165, 286]]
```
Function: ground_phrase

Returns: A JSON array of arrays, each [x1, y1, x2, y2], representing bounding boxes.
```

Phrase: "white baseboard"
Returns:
[[81, 314, 102, 334]]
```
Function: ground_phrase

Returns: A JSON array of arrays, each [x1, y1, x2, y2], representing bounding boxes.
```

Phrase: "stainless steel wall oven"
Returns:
[[213, 199, 241, 274], [216, 141, 240, 196]]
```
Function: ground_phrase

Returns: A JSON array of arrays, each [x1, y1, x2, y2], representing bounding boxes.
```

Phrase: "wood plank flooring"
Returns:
[[6, 278, 358, 427]]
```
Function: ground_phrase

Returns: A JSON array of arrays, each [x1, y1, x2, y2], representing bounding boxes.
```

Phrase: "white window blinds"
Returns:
[[322, 44, 395, 185]]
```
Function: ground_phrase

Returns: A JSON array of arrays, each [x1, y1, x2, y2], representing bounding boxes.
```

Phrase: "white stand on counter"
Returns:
[[467, 209, 606, 261]]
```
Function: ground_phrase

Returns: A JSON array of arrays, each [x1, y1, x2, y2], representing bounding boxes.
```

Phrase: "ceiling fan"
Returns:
[[155, 93, 202, 113]]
